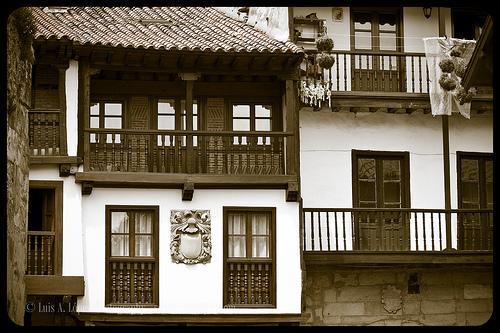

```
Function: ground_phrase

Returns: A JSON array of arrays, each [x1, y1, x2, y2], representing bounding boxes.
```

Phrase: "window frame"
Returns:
[[28, 180, 63, 275], [222, 206, 276, 308], [351, 150, 411, 208], [456, 151, 493, 209], [89, 99, 125, 144], [153, 97, 200, 131], [105, 205, 159, 308]]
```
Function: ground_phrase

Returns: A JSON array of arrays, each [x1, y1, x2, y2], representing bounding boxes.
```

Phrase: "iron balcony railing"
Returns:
[[302, 208, 493, 252], [300, 50, 430, 94], [84, 128, 292, 175]]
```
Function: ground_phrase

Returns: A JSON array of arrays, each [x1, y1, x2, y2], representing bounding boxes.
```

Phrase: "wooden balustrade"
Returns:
[[26, 231, 55, 275], [303, 208, 493, 252], [85, 128, 291, 175], [28, 109, 61, 156], [108, 260, 155, 306], [300, 50, 430, 94], [226, 261, 272, 306]]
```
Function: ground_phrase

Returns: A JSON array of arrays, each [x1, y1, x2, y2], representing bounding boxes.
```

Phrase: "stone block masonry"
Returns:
[[303, 267, 492, 326]]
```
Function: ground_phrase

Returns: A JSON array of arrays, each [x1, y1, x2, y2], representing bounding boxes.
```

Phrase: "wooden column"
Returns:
[[179, 73, 199, 174], [78, 57, 90, 170], [438, 7, 452, 250], [285, 80, 297, 176], [57, 65, 68, 156]]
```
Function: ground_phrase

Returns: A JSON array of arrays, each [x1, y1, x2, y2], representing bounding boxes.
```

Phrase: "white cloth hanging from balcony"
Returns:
[[423, 37, 476, 119]]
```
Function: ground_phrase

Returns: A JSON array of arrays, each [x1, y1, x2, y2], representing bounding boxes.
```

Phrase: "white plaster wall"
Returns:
[[29, 166, 84, 276], [78, 189, 301, 314], [300, 110, 493, 249], [65, 60, 78, 156]]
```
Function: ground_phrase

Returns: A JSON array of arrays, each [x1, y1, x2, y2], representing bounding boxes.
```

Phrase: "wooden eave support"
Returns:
[[286, 181, 299, 202], [182, 182, 194, 201], [82, 181, 93, 195]]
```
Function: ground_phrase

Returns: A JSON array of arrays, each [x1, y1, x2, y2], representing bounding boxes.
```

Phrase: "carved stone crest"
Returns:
[[170, 210, 211, 264], [381, 285, 402, 314]]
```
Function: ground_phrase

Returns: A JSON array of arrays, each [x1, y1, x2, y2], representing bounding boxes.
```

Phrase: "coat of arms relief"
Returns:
[[170, 210, 211, 264]]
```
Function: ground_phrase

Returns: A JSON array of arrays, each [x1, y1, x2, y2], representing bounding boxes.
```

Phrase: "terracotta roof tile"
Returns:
[[32, 7, 302, 54]]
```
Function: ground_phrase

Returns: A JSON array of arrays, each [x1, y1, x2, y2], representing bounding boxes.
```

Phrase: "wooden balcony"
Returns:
[[84, 128, 291, 175], [302, 208, 493, 266], [26, 231, 56, 276], [301, 50, 430, 94], [29, 109, 62, 156]]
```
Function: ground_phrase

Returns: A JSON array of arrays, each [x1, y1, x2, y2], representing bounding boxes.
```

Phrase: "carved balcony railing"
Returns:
[[302, 208, 493, 252], [226, 260, 273, 307], [26, 231, 55, 275], [107, 259, 156, 307], [300, 50, 430, 94], [84, 128, 291, 175], [29, 109, 61, 156]]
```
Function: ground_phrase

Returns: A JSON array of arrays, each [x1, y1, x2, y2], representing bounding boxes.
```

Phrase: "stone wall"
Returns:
[[304, 266, 493, 326], [7, 8, 34, 326]]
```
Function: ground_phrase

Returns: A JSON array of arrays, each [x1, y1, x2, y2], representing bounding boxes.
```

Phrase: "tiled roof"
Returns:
[[31, 7, 302, 54]]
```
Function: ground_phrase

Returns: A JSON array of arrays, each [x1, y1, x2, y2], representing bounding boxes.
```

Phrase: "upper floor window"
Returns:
[[352, 150, 410, 208], [223, 207, 276, 308], [231, 103, 273, 145], [157, 98, 198, 146], [352, 11, 400, 52], [105, 206, 159, 307], [90, 102, 123, 143], [457, 153, 493, 209]]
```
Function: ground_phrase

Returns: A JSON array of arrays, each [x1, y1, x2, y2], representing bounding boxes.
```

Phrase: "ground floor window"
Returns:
[[223, 207, 276, 308], [105, 206, 159, 307]]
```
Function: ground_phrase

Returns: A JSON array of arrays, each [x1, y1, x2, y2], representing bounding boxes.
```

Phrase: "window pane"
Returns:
[[90, 103, 100, 115], [135, 212, 152, 233], [354, 31, 372, 49], [461, 159, 479, 181], [354, 13, 372, 29], [111, 212, 129, 233], [111, 235, 129, 256], [251, 213, 269, 235], [105, 117, 122, 129], [158, 115, 175, 130], [105, 103, 122, 116], [380, 32, 397, 51], [255, 105, 271, 118], [228, 236, 246, 257], [255, 118, 271, 131], [462, 182, 479, 204], [359, 180, 376, 202], [383, 160, 400, 180], [228, 213, 246, 234], [384, 182, 401, 204], [158, 99, 175, 115], [252, 236, 269, 258], [233, 118, 250, 131], [358, 158, 376, 180], [233, 104, 250, 118], [90, 116, 99, 128], [135, 235, 152, 256]]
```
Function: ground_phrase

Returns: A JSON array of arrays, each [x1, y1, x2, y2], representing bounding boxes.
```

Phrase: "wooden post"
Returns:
[[78, 57, 90, 171], [57, 65, 68, 156], [180, 73, 198, 173], [285, 80, 297, 176], [438, 7, 452, 250]]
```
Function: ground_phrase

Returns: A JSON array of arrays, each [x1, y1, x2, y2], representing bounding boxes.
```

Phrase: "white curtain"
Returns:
[[423, 37, 476, 119], [228, 213, 246, 257], [251, 213, 269, 258], [111, 212, 129, 256], [135, 212, 152, 256]]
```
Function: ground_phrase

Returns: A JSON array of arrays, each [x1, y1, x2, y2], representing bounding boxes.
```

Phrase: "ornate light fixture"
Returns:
[[423, 7, 432, 19]]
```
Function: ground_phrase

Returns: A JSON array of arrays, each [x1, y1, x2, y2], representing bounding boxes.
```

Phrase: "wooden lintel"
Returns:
[[25, 275, 85, 296], [82, 181, 93, 195], [286, 181, 299, 202], [182, 182, 194, 201]]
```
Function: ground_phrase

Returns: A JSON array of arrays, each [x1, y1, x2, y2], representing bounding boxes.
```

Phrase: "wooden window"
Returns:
[[27, 181, 63, 276], [223, 207, 276, 308], [90, 101, 123, 143], [352, 150, 410, 208], [231, 103, 273, 145], [352, 150, 410, 250], [156, 98, 198, 145], [105, 206, 159, 307], [457, 152, 493, 210], [457, 152, 493, 250]]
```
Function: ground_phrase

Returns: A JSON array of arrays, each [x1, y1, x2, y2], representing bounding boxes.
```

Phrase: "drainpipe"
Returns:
[[438, 7, 453, 251]]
